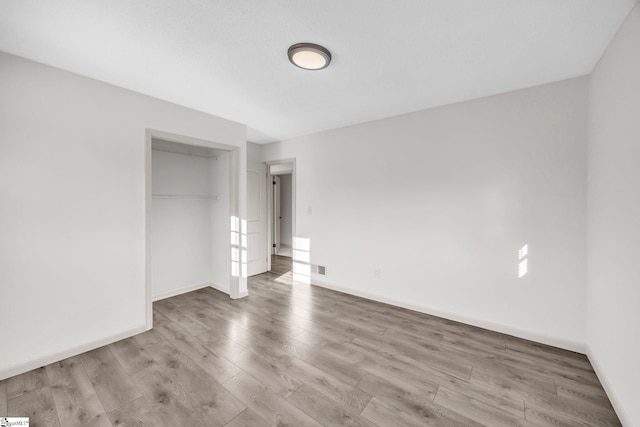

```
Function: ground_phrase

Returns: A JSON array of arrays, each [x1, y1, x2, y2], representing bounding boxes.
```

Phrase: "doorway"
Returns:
[[266, 160, 295, 274], [272, 173, 293, 257]]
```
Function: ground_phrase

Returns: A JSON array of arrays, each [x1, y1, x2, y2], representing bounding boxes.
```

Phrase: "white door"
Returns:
[[273, 175, 281, 255], [247, 162, 267, 276]]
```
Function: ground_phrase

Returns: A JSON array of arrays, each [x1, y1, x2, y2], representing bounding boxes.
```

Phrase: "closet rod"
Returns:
[[152, 194, 220, 201], [152, 147, 218, 159]]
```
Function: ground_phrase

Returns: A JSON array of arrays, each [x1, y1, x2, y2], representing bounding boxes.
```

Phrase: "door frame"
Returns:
[[265, 159, 296, 272], [272, 175, 281, 255], [145, 129, 241, 330]]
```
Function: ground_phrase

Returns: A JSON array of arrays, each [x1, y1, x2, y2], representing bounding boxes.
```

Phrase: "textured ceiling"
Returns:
[[0, 1, 635, 143]]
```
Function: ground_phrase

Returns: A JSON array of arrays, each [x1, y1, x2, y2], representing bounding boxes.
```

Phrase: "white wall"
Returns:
[[279, 174, 293, 247], [0, 52, 246, 380], [211, 151, 232, 291], [247, 141, 263, 163], [262, 77, 588, 350], [151, 148, 231, 299], [587, 3, 640, 426]]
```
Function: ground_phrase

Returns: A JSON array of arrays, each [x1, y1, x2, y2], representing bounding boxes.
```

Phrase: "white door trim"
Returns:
[[273, 175, 281, 255], [145, 129, 241, 330], [265, 159, 296, 272]]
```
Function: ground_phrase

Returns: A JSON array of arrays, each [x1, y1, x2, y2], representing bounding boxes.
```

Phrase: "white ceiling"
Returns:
[[0, 1, 635, 143]]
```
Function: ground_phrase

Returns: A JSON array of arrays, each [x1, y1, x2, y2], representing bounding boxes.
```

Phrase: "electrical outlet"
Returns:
[[374, 268, 381, 278]]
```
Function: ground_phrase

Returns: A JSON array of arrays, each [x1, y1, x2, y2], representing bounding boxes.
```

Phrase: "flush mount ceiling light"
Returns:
[[288, 43, 332, 70]]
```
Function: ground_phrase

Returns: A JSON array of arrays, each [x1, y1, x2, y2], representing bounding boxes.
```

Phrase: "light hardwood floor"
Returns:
[[1, 255, 621, 426]]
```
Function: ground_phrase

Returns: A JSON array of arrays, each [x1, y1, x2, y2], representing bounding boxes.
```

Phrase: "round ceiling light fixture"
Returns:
[[288, 43, 332, 70]]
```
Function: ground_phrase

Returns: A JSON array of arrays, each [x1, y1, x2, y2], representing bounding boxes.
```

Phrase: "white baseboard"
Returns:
[[153, 280, 233, 301], [0, 324, 147, 381], [152, 281, 214, 302], [233, 289, 249, 299], [586, 345, 632, 427], [311, 277, 585, 353], [210, 281, 231, 295]]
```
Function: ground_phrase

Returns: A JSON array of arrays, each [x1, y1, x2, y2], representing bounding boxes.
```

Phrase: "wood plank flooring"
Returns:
[[0, 255, 621, 426]]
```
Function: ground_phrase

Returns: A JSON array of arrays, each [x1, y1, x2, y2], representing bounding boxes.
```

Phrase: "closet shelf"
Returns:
[[152, 194, 220, 201]]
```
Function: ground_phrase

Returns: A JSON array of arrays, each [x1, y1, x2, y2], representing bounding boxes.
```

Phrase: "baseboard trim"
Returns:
[[152, 281, 213, 302], [586, 345, 632, 426], [234, 289, 249, 299], [311, 277, 585, 353], [0, 324, 147, 381], [152, 281, 232, 301], [210, 281, 231, 296]]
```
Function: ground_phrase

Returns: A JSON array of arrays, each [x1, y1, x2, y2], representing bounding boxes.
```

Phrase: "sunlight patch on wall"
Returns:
[[518, 259, 528, 278], [518, 244, 529, 278], [293, 236, 311, 284], [231, 216, 247, 278], [518, 244, 528, 260]]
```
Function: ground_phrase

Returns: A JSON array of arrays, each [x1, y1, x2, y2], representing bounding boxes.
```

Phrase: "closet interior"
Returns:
[[151, 139, 231, 300]]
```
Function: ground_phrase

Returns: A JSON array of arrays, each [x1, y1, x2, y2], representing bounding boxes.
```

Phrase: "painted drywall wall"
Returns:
[[247, 141, 263, 163], [279, 174, 293, 248], [587, 3, 640, 426], [0, 52, 247, 380], [151, 148, 232, 299], [262, 77, 588, 349]]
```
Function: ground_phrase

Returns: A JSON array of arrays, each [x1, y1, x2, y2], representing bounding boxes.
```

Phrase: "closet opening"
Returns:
[[144, 129, 242, 329]]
